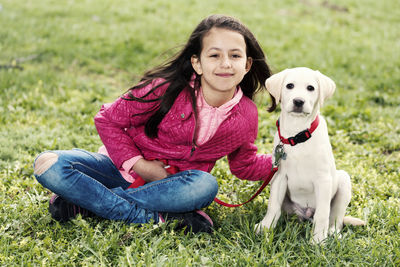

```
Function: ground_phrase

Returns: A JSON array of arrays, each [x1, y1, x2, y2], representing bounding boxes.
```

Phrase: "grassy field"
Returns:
[[1, 0, 399, 265]]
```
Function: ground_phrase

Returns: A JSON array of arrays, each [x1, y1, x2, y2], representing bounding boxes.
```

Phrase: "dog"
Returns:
[[255, 67, 365, 243]]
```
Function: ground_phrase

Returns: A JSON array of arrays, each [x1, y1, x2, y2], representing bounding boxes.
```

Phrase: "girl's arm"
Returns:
[[227, 102, 273, 181], [94, 79, 169, 180], [94, 99, 144, 169], [228, 141, 273, 181], [132, 158, 168, 182]]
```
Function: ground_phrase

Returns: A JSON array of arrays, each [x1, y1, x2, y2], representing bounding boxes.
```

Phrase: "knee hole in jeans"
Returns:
[[34, 152, 59, 176]]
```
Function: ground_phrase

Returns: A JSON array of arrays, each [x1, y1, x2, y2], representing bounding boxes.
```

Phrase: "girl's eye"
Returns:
[[307, 85, 315, 91], [286, 83, 294, 89], [210, 54, 219, 58], [231, 54, 241, 58]]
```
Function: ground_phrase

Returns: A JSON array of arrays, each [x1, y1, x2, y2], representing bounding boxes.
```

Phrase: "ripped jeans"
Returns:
[[33, 149, 218, 224]]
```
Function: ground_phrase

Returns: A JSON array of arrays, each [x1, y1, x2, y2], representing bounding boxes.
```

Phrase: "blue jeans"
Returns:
[[34, 149, 218, 224]]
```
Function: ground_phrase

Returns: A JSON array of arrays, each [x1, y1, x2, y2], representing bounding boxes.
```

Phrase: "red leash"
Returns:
[[128, 159, 278, 208], [213, 167, 278, 207]]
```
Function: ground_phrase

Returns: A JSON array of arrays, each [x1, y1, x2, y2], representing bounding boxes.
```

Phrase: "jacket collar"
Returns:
[[197, 87, 243, 114], [190, 72, 243, 114]]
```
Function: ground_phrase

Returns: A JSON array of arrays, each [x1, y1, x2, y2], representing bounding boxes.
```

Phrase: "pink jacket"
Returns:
[[94, 79, 273, 182]]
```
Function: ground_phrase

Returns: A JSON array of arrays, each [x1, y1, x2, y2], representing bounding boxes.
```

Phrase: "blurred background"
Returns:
[[0, 0, 399, 265]]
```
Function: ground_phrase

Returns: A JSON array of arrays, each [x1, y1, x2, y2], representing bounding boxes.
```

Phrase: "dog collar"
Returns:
[[276, 115, 320, 146]]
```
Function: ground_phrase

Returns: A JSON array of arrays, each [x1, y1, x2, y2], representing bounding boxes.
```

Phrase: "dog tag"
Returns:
[[273, 143, 287, 167]]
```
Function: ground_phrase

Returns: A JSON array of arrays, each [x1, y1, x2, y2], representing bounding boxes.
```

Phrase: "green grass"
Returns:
[[1, 0, 399, 265]]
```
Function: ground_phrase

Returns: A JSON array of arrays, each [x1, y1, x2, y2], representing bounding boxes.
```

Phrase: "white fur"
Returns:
[[255, 67, 364, 244]]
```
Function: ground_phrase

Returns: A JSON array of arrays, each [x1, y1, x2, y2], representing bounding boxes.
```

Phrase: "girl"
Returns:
[[33, 14, 275, 233]]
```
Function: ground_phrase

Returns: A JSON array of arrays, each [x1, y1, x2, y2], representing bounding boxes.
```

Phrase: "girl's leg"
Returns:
[[34, 149, 158, 223], [34, 149, 219, 224], [109, 170, 219, 233], [111, 170, 219, 213]]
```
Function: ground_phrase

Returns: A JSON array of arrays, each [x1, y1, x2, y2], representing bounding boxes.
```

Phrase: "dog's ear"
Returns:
[[316, 70, 336, 107], [265, 69, 290, 104]]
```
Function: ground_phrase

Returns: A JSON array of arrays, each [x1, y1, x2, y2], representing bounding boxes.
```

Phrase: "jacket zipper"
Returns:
[[190, 146, 196, 156], [190, 113, 198, 157]]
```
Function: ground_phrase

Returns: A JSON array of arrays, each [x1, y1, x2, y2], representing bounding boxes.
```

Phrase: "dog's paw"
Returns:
[[311, 231, 328, 245], [328, 227, 344, 239], [311, 235, 326, 245], [328, 226, 342, 236], [254, 223, 262, 234], [254, 222, 268, 235]]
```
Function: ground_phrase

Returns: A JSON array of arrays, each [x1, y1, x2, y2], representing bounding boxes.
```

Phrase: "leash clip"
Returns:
[[273, 143, 286, 169]]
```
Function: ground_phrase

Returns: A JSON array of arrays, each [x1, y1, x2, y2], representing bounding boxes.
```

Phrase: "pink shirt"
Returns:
[[98, 87, 243, 183], [195, 88, 243, 145]]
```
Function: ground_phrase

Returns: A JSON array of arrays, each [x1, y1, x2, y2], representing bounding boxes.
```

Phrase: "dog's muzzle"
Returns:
[[292, 98, 305, 113]]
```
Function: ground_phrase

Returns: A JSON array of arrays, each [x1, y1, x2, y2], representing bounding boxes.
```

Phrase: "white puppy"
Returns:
[[255, 67, 364, 243]]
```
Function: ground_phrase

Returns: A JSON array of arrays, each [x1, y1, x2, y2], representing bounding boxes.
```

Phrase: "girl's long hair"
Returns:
[[125, 14, 274, 138]]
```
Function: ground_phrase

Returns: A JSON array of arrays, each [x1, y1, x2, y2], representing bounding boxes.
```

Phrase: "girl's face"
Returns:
[[191, 27, 252, 106]]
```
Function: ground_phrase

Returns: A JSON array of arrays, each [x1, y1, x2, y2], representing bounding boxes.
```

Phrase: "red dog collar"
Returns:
[[276, 115, 320, 146]]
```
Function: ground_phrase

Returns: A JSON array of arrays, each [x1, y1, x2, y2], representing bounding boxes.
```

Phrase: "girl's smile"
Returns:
[[191, 27, 252, 107], [215, 73, 234, 77]]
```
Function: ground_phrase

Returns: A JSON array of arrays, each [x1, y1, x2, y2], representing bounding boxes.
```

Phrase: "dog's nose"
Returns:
[[293, 98, 305, 107]]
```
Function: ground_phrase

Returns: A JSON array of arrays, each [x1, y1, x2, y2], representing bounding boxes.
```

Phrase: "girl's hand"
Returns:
[[132, 159, 169, 182]]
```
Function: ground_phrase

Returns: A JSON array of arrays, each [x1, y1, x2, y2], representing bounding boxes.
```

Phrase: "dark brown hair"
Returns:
[[125, 14, 274, 138]]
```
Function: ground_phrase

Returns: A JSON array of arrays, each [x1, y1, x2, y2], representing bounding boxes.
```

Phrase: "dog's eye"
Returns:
[[307, 85, 315, 91], [286, 83, 294, 89]]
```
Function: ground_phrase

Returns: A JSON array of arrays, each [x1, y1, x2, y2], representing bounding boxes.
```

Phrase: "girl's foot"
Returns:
[[48, 194, 94, 222], [160, 210, 213, 234], [48, 194, 213, 233]]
